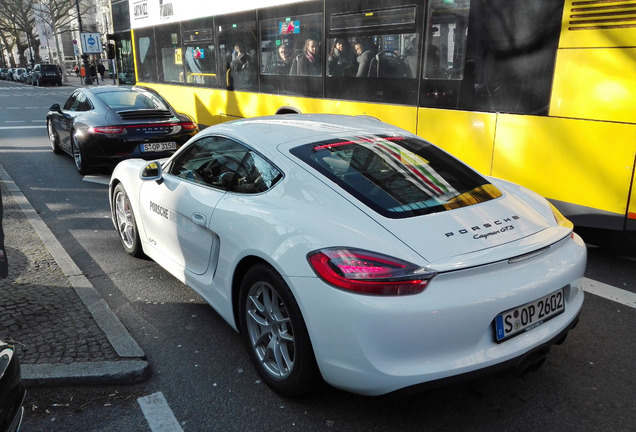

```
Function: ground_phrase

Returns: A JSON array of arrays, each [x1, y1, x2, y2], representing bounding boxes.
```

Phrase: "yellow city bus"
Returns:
[[128, 0, 636, 232]]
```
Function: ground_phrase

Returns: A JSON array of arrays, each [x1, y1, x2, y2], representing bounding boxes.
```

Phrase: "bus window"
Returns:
[[260, 12, 323, 96], [419, 0, 562, 115], [424, 0, 470, 80], [325, 2, 419, 105], [135, 27, 159, 83], [327, 35, 415, 79], [155, 24, 182, 84], [182, 19, 218, 87], [217, 15, 257, 91]]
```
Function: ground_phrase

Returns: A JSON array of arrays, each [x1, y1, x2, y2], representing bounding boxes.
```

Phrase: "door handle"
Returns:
[[192, 212, 207, 227]]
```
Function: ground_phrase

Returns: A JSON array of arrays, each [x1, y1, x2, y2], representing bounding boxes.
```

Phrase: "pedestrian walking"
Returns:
[[74, 64, 79, 77], [98, 63, 105, 82], [90, 64, 98, 85], [0, 187, 7, 279]]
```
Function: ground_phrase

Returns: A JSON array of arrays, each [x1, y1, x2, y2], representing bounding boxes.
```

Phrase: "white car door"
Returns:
[[138, 135, 251, 276]]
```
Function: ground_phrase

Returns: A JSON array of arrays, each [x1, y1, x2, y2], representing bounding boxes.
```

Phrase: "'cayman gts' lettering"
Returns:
[[445, 215, 520, 238]]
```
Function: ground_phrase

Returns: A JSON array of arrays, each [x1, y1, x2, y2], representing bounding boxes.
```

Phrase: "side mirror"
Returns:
[[141, 161, 163, 182], [49, 103, 62, 113]]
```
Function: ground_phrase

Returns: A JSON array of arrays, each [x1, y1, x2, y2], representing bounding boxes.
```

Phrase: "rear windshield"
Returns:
[[95, 90, 170, 111], [41, 65, 59, 72], [290, 134, 502, 218]]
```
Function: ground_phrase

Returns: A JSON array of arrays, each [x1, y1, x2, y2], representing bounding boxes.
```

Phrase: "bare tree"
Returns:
[[34, 0, 96, 80], [0, 0, 40, 67]]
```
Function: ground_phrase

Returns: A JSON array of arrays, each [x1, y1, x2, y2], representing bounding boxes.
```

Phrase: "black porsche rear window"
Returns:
[[290, 134, 502, 218], [95, 90, 170, 111]]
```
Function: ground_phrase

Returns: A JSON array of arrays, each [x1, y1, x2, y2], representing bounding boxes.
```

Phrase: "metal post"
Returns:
[[75, 0, 92, 85]]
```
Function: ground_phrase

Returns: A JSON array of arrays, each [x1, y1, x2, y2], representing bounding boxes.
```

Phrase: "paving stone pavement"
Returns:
[[0, 170, 149, 386]]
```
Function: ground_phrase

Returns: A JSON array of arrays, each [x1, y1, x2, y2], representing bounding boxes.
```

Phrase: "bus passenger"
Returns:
[[354, 39, 377, 78], [230, 42, 256, 89], [265, 44, 293, 75], [327, 39, 354, 77], [290, 39, 321, 76]]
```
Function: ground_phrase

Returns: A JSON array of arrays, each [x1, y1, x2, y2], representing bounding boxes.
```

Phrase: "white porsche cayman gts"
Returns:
[[109, 114, 586, 396]]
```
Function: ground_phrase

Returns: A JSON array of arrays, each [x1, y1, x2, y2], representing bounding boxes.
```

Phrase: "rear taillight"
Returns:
[[180, 122, 198, 130], [307, 248, 435, 296], [89, 126, 125, 134]]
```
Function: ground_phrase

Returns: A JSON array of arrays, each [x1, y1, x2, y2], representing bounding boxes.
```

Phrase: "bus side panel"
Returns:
[[137, 83, 419, 131], [491, 115, 636, 226], [550, 47, 636, 124], [416, 108, 496, 176]]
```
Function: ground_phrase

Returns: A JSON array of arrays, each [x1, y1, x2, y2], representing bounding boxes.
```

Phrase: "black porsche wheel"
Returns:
[[113, 183, 144, 257], [47, 120, 62, 154], [239, 263, 320, 397], [71, 134, 90, 175]]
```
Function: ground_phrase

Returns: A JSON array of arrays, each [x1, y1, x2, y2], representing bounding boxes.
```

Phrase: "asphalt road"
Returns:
[[1, 79, 634, 432]]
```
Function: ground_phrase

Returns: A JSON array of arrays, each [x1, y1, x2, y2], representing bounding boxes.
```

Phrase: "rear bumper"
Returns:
[[290, 233, 586, 396], [80, 133, 196, 169]]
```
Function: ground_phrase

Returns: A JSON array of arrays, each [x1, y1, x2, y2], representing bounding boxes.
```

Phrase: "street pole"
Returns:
[[75, 0, 92, 85]]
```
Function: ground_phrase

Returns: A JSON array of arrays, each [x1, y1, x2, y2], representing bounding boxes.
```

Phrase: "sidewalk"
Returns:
[[0, 166, 149, 386], [67, 74, 117, 86]]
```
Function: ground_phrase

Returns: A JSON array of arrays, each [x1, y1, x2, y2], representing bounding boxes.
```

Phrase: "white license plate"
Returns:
[[141, 142, 177, 152], [494, 288, 565, 342]]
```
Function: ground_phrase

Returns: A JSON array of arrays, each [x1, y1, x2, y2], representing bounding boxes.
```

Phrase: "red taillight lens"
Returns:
[[307, 248, 435, 296], [180, 122, 198, 130], [89, 126, 125, 134]]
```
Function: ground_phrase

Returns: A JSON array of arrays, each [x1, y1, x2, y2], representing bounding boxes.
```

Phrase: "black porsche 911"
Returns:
[[46, 86, 199, 174]]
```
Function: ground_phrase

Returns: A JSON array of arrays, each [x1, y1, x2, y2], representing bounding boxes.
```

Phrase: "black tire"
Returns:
[[112, 183, 144, 257], [47, 120, 62, 154], [71, 133, 91, 175], [239, 263, 320, 397]]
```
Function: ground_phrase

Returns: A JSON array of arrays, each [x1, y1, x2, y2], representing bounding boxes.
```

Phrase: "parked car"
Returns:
[[4, 69, 14, 81], [31, 64, 61, 86], [0, 340, 25, 432], [17, 68, 31, 83], [109, 114, 587, 397], [47, 86, 198, 174], [0, 68, 8, 80], [10, 69, 25, 82]]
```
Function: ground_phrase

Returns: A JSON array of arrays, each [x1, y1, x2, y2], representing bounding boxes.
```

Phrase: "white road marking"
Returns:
[[0, 125, 46, 129], [582, 277, 636, 308], [138, 392, 184, 432]]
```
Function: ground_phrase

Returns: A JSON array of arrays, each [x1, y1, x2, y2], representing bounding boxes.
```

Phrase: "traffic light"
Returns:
[[107, 44, 115, 60]]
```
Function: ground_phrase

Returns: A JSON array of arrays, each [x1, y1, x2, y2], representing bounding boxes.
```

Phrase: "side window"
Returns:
[[230, 151, 282, 194], [424, 1, 470, 80], [155, 24, 182, 83], [217, 16, 258, 91], [183, 19, 217, 87], [169, 136, 249, 191], [260, 14, 323, 78], [169, 136, 281, 193], [63, 92, 80, 110], [419, 0, 562, 115], [135, 27, 158, 82], [76, 93, 92, 111], [325, 4, 418, 105]]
